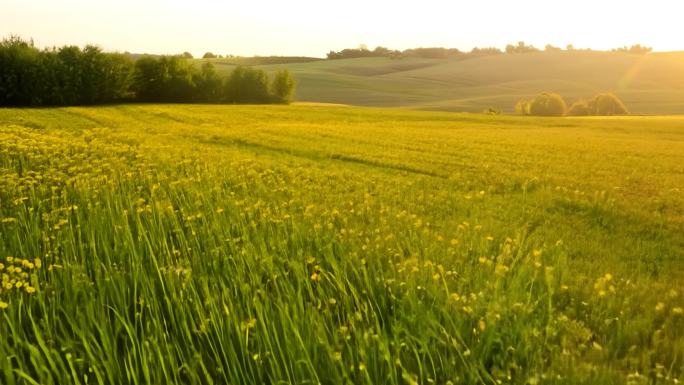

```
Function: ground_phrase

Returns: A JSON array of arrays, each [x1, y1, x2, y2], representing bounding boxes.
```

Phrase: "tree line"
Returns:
[[327, 42, 653, 60], [0, 36, 295, 106], [515, 92, 629, 116]]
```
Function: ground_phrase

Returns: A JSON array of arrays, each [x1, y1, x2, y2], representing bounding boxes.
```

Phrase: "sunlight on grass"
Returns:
[[0, 104, 682, 384]]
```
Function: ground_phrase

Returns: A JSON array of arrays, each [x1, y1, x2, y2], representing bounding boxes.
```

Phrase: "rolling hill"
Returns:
[[199, 51, 684, 114]]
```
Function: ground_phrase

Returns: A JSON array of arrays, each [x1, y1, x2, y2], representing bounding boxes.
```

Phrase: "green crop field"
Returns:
[[200, 51, 684, 114], [1, 104, 683, 384]]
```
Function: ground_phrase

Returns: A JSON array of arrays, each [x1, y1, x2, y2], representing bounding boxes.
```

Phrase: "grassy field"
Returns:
[[0, 104, 683, 384], [199, 51, 684, 114]]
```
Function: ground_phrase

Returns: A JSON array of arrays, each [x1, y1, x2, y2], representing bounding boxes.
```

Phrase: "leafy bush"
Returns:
[[567, 101, 591, 116], [528, 93, 567, 116], [515, 99, 531, 116], [588, 93, 629, 115]]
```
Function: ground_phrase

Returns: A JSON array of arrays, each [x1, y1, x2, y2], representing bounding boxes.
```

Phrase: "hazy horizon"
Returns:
[[2, 0, 684, 57]]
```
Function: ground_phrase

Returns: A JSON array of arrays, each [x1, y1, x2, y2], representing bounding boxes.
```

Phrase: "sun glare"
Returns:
[[1, 0, 683, 56]]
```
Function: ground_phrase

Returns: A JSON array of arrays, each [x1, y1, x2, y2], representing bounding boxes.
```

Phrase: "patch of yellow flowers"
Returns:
[[0, 256, 42, 310]]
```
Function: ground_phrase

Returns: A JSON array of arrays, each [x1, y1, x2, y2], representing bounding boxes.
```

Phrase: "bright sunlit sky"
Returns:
[[1, 0, 683, 57]]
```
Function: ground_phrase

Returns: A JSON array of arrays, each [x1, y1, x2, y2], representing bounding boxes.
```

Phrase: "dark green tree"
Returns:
[[270, 69, 296, 103], [132, 56, 164, 101], [193, 62, 222, 102], [223, 66, 270, 103], [132, 56, 196, 102], [0, 36, 40, 105]]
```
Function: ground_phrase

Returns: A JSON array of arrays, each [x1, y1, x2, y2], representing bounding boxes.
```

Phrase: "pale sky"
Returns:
[[1, 0, 683, 57]]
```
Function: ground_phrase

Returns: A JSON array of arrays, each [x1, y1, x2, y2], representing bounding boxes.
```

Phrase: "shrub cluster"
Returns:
[[0, 36, 296, 106], [132, 56, 295, 104], [516, 92, 629, 116], [566, 94, 629, 116]]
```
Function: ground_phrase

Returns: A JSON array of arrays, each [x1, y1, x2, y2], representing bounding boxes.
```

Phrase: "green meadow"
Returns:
[[200, 51, 684, 114], [0, 104, 683, 384]]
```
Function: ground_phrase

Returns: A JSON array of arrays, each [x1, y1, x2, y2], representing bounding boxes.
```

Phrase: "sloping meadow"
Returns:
[[0, 105, 682, 384]]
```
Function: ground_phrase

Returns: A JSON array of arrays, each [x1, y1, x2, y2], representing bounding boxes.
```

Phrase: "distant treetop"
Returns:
[[612, 44, 652, 54], [326, 42, 654, 60], [505, 41, 540, 54]]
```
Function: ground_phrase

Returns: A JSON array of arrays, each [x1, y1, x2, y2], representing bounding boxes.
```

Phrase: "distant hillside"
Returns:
[[201, 56, 323, 66], [199, 51, 684, 114]]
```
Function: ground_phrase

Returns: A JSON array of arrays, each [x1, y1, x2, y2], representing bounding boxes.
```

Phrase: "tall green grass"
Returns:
[[0, 105, 682, 384]]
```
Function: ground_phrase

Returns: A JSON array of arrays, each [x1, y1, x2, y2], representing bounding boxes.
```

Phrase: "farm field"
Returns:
[[199, 51, 684, 114], [0, 104, 683, 384]]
